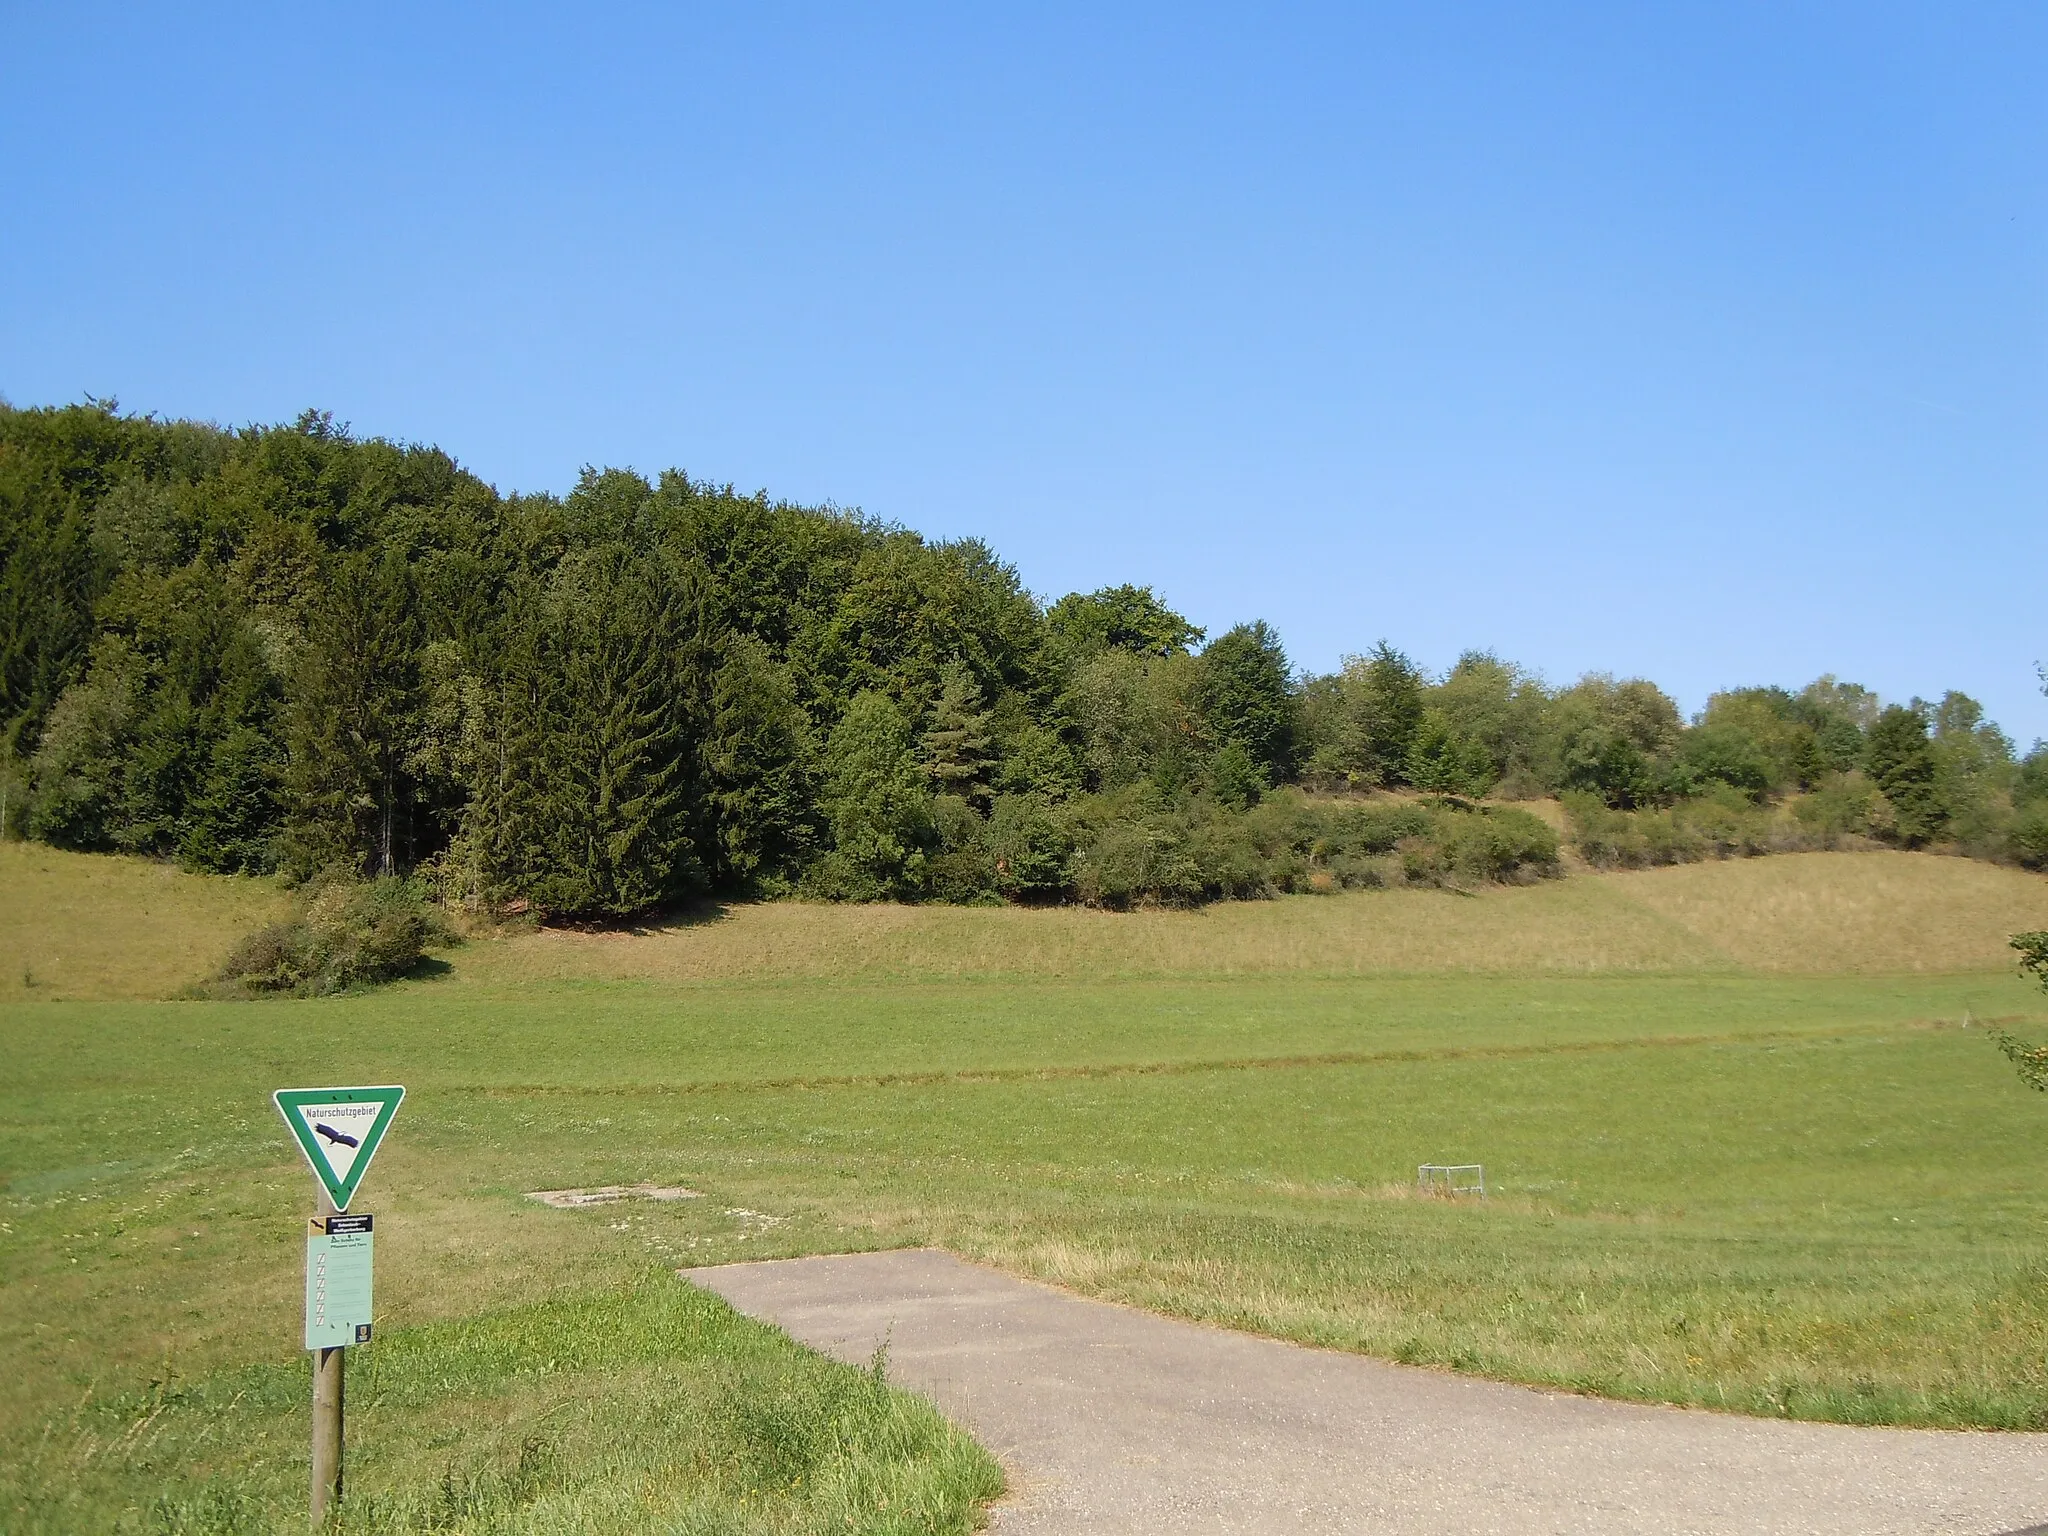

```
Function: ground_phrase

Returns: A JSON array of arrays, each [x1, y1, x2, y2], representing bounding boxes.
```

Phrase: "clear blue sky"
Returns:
[[5, 4, 2043, 742]]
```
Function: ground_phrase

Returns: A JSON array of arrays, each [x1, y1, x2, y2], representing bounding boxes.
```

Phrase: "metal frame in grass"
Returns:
[[1417, 1163, 1486, 1198]]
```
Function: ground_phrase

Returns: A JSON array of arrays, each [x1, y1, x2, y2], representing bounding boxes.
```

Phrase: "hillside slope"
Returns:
[[5, 843, 2042, 1002], [0, 843, 286, 1001], [456, 851, 2046, 986]]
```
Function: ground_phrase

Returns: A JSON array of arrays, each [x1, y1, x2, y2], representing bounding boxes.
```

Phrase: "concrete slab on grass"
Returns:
[[685, 1248, 2048, 1536]]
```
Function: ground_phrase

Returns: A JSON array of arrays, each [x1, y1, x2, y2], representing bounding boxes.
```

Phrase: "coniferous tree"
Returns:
[[920, 663, 994, 807], [703, 633, 814, 887], [1331, 642, 1427, 787], [0, 505, 102, 757], [464, 572, 554, 903], [185, 716, 284, 870], [174, 612, 284, 871], [1206, 741, 1268, 809], [516, 547, 703, 917], [283, 547, 423, 878]]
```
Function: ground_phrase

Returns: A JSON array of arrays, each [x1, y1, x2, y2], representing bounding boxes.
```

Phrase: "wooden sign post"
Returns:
[[273, 1086, 404, 1527], [310, 1193, 345, 1523]]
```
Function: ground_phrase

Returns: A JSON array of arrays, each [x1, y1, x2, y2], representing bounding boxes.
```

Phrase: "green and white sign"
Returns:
[[305, 1213, 375, 1349], [273, 1085, 405, 1210]]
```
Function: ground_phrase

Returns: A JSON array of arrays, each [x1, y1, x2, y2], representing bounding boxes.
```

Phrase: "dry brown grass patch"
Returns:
[[0, 843, 288, 1001], [454, 879, 1728, 985], [1603, 851, 2048, 973]]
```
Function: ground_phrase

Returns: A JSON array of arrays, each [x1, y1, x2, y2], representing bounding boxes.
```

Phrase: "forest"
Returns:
[[3, 399, 2044, 919]]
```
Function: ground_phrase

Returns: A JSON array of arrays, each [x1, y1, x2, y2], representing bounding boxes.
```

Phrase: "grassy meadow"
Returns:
[[5, 841, 2048, 1530]]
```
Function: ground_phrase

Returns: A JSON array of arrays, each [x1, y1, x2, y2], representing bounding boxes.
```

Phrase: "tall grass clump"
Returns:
[[207, 873, 453, 996]]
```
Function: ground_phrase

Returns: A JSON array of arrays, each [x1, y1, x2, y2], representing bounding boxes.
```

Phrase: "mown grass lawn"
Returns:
[[5, 847, 2048, 1530]]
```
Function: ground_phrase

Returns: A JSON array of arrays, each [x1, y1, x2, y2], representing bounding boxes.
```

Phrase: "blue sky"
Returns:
[[5, 4, 2043, 742]]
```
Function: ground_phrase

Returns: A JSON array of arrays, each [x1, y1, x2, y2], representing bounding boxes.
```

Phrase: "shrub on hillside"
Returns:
[[1565, 789, 1786, 868], [1433, 806, 1561, 883], [1565, 779, 1905, 870], [986, 794, 1075, 900], [799, 782, 1563, 910], [2011, 803, 2048, 871], [1790, 772, 1879, 846], [1059, 790, 1558, 905], [924, 794, 1001, 905], [1056, 791, 1261, 907], [213, 874, 452, 996], [1071, 816, 1209, 907]]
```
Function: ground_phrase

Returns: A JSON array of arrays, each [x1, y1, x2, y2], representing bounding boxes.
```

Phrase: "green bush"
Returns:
[[1062, 790, 1559, 901], [1567, 780, 1886, 869], [1565, 791, 1715, 868], [1056, 789, 1279, 908], [1070, 815, 1208, 908], [1791, 772, 1878, 845], [1183, 806, 1270, 899], [986, 794, 1074, 900], [2010, 802, 2048, 870], [1437, 806, 1561, 882], [925, 794, 1000, 904], [1680, 784, 1780, 857], [1672, 722, 1774, 799], [1327, 800, 1437, 856], [213, 875, 453, 996]]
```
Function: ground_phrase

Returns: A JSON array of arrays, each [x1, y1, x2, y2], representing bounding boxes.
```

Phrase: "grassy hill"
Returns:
[[0, 843, 288, 1002], [7, 840, 2046, 1003], [4, 842, 2048, 1530], [462, 848, 2048, 985]]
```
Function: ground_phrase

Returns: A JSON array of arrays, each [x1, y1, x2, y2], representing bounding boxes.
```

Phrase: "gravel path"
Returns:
[[685, 1249, 2048, 1536]]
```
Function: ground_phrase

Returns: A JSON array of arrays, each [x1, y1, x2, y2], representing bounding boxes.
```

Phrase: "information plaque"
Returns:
[[305, 1212, 374, 1349]]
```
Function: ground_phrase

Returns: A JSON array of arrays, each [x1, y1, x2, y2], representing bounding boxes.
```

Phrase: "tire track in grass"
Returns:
[[454, 1014, 2012, 1101]]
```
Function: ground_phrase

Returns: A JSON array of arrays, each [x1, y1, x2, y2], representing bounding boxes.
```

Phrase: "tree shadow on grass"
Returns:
[[404, 953, 457, 982], [540, 898, 737, 939]]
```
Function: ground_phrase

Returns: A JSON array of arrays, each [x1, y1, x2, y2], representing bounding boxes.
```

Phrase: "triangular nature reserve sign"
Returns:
[[273, 1086, 405, 1210]]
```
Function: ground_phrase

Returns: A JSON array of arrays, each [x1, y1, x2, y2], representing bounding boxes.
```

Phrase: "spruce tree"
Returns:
[[283, 547, 423, 878], [920, 663, 993, 807], [703, 633, 814, 888], [1342, 642, 1426, 786], [490, 547, 703, 918]]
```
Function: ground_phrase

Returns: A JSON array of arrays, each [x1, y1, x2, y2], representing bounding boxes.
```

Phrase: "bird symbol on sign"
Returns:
[[314, 1122, 360, 1149]]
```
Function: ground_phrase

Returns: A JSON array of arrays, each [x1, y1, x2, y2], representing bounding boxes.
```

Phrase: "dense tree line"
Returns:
[[2, 401, 2041, 915]]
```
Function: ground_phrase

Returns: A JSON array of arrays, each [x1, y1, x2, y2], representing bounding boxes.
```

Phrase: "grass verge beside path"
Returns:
[[6, 1272, 1001, 1535]]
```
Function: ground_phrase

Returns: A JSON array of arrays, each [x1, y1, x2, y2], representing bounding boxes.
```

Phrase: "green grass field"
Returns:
[[4, 842, 2048, 1530]]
